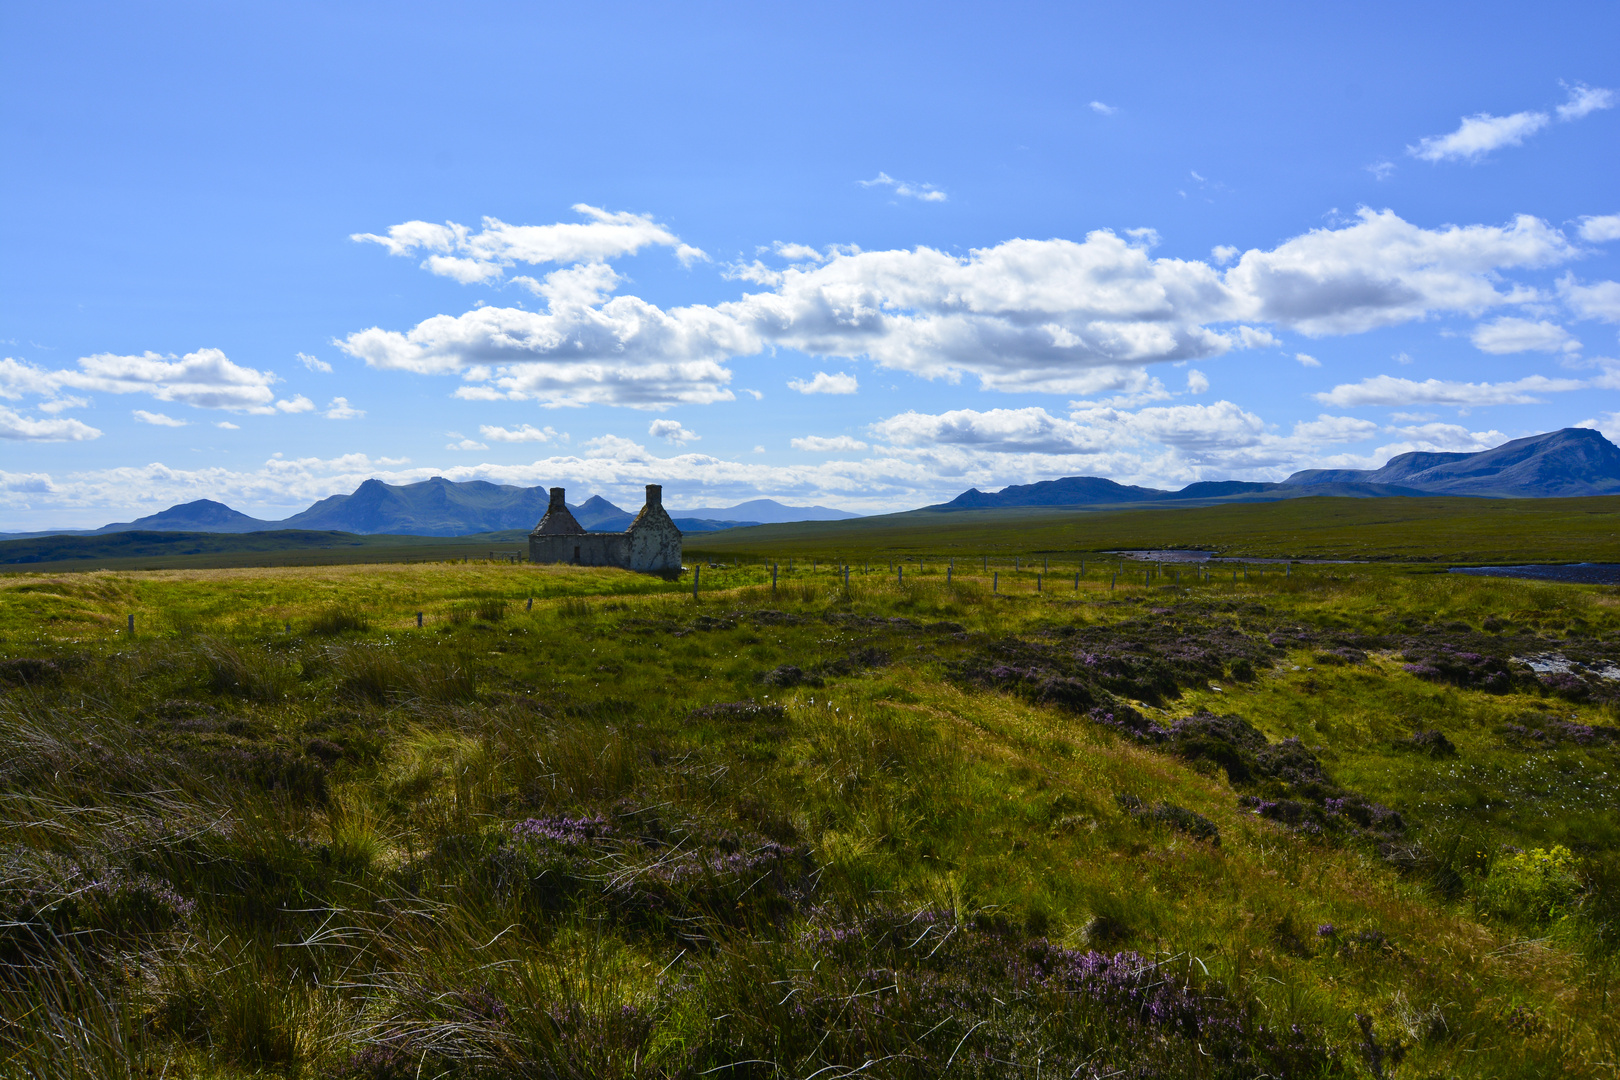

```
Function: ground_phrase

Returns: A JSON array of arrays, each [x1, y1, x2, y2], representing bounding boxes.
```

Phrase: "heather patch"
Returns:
[[761, 663, 822, 688], [423, 811, 816, 939], [1400, 643, 1520, 692], [719, 909, 1342, 1079], [952, 614, 1276, 709], [1401, 729, 1458, 757], [1165, 712, 1405, 843], [1116, 793, 1221, 845], [0, 847, 194, 960], [0, 657, 63, 687], [1499, 713, 1620, 749]]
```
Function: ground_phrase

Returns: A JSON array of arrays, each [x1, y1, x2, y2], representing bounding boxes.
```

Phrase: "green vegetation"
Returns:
[[0, 529, 535, 573], [2, 556, 1619, 1077], [690, 494, 1620, 564], [10, 493, 1620, 578]]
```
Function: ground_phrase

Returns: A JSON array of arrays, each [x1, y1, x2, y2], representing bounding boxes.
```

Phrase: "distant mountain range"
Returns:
[[10, 429, 1615, 541], [935, 428, 1620, 510], [2, 479, 859, 540], [1281, 427, 1620, 498], [673, 499, 861, 524]]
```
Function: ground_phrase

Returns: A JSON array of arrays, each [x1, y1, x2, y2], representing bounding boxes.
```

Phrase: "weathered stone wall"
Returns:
[[622, 508, 680, 573], [527, 483, 681, 573], [529, 531, 630, 566]]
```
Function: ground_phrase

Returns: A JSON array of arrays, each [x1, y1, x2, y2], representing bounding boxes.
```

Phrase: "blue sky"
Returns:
[[3, 1, 1618, 527]]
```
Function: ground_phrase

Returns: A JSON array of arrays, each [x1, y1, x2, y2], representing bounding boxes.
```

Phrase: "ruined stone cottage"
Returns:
[[528, 484, 682, 573]]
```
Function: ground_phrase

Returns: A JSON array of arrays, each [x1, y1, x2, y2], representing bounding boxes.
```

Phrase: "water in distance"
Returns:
[[1450, 564, 1620, 585], [1112, 550, 1350, 565]]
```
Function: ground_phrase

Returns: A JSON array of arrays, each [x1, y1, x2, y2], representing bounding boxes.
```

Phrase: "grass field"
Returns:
[[687, 494, 1620, 565], [2, 554, 1619, 1077], [0, 529, 535, 574], [7, 494, 1620, 579]]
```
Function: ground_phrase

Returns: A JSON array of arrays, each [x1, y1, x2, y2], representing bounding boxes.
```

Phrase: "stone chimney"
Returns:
[[533, 486, 584, 535], [644, 484, 662, 508]]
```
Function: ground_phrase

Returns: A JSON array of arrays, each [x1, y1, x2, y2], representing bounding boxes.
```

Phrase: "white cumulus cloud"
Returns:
[[1556, 84, 1616, 122], [0, 405, 101, 442], [298, 352, 333, 373], [351, 204, 705, 284], [133, 410, 186, 427], [874, 407, 1107, 455], [54, 349, 283, 412], [1577, 215, 1620, 243], [1295, 353, 1322, 367], [0, 358, 65, 400], [480, 423, 561, 443], [344, 207, 1587, 407], [788, 371, 859, 395], [1409, 110, 1550, 163], [342, 299, 745, 409], [1313, 374, 1585, 407], [859, 172, 947, 202], [1, 470, 56, 494], [1410, 84, 1614, 163], [37, 396, 87, 414], [323, 397, 364, 420], [870, 402, 1377, 476], [1560, 275, 1620, 322], [1089, 101, 1118, 115], [1221, 209, 1572, 335], [648, 418, 699, 445], [791, 435, 869, 452], [1470, 316, 1580, 354], [1186, 369, 1209, 394]]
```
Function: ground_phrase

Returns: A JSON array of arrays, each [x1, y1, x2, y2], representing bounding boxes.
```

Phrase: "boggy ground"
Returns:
[[1, 563, 1618, 1078]]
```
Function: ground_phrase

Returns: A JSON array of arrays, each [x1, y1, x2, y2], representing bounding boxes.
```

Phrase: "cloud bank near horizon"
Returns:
[[7, 192, 1620, 522]]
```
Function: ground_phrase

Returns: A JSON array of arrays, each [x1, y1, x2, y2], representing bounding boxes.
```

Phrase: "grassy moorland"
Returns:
[[0, 529, 534, 574], [688, 494, 1620, 564], [8, 493, 1620, 577], [1, 558, 1619, 1078]]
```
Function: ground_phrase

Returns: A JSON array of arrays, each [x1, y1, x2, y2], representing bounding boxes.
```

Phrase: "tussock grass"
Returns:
[[308, 603, 371, 635], [0, 561, 1615, 1075]]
